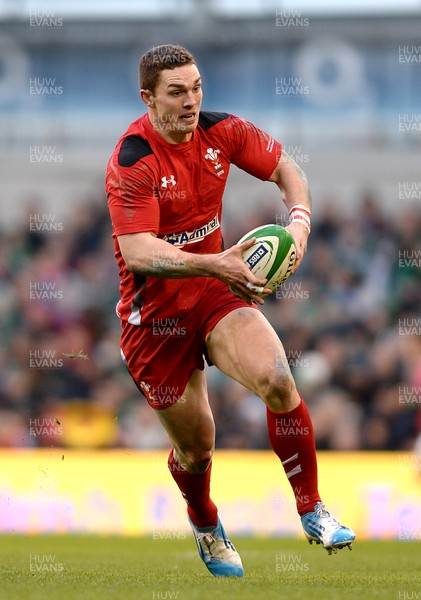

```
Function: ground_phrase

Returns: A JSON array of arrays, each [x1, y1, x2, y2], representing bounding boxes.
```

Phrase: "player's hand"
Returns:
[[213, 238, 272, 305], [285, 222, 309, 275]]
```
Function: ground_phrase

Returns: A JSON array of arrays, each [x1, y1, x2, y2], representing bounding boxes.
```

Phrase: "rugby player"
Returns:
[[106, 44, 355, 577]]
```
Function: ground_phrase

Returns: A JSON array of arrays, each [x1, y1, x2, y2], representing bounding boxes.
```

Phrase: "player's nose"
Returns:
[[183, 91, 196, 107]]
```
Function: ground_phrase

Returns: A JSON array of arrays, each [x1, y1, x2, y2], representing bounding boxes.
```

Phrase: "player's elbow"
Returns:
[[124, 255, 148, 274], [118, 232, 157, 275], [124, 256, 137, 273]]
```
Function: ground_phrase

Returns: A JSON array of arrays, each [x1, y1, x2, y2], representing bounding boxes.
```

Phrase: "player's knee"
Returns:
[[258, 370, 295, 412], [182, 448, 214, 474]]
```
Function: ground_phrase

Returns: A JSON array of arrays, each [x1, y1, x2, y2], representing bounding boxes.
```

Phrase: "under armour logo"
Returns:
[[205, 148, 220, 162], [161, 175, 176, 188]]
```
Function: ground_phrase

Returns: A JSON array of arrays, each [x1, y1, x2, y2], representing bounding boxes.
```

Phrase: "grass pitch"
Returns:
[[0, 535, 417, 600]]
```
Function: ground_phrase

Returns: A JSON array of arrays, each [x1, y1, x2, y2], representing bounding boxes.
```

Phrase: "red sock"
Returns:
[[168, 448, 218, 528], [267, 397, 321, 516]]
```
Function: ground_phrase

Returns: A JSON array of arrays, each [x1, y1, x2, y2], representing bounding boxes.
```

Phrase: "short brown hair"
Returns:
[[139, 44, 196, 93]]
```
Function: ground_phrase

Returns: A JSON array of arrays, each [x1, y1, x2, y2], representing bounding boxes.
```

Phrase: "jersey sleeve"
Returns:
[[228, 115, 282, 181], [106, 156, 159, 237]]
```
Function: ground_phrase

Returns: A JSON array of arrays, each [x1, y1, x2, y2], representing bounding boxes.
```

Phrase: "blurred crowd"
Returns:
[[0, 191, 420, 451]]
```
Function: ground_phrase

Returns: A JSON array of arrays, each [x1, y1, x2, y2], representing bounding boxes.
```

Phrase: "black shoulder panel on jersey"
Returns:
[[118, 135, 154, 167], [199, 111, 230, 131]]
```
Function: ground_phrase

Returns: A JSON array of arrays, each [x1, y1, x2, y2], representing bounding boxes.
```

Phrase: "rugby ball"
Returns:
[[238, 224, 296, 296]]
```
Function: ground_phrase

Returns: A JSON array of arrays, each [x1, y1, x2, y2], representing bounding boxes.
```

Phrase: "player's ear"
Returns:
[[140, 89, 155, 107]]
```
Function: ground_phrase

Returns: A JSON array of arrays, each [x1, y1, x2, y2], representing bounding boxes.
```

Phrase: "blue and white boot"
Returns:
[[188, 516, 244, 577], [301, 502, 355, 555]]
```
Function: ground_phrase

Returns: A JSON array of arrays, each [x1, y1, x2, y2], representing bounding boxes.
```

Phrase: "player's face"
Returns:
[[144, 64, 203, 143]]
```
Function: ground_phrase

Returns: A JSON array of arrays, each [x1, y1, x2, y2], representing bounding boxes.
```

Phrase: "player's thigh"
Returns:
[[206, 307, 298, 409], [156, 367, 215, 469]]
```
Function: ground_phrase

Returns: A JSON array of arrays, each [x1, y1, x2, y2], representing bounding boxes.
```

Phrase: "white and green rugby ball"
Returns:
[[238, 224, 297, 296]]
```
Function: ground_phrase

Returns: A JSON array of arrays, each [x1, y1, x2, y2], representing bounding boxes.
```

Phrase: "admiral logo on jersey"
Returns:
[[163, 214, 220, 247]]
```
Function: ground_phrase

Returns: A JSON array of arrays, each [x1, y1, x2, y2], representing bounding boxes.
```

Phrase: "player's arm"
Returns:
[[118, 231, 271, 305], [228, 116, 311, 273], [268, 151, 312, 273]]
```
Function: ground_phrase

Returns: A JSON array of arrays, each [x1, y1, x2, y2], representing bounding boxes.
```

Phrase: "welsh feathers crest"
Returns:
[[205, 148, 220, 162]]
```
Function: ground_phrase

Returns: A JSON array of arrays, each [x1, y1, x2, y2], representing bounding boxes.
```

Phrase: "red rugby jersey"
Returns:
[[106, 111, 282, 325]]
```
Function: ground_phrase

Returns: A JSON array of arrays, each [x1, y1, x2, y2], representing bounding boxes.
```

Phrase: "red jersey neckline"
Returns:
[[142, 113, 196, 150]]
